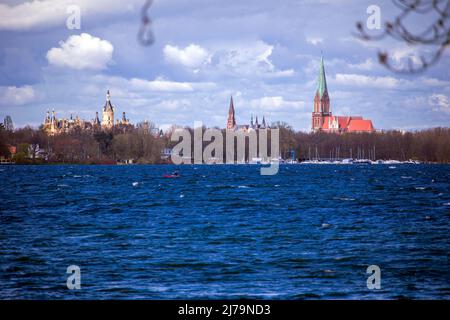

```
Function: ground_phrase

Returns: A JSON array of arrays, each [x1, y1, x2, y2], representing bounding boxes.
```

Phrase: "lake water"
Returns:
[[0, 164, 449, 299]]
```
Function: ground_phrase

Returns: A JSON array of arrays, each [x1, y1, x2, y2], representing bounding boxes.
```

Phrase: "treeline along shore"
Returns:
[[1, 123, 450, 164]]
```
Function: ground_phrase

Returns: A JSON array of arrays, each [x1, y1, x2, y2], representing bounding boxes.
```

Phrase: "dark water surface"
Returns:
[[0, 164, 449, 299]]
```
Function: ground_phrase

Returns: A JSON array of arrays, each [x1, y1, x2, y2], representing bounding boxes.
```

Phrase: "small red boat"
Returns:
[[163, 174, 180, 178]]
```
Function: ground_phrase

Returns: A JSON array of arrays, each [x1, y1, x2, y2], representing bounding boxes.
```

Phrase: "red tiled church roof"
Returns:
[[347, 119, 374, 132], [320, 116, 374, 132]]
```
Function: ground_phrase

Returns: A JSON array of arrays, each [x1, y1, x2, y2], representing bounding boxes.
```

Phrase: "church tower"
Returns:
[[102, 90, 115, 129], [226, 96, 236, 130], [312, 56, 331, 132]]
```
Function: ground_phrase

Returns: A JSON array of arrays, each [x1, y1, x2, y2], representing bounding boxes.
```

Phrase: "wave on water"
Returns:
[[333, 197, 355, 201]]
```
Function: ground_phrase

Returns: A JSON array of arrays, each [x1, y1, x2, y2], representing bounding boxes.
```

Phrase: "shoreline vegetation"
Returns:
[[1, 124, 450, 165]]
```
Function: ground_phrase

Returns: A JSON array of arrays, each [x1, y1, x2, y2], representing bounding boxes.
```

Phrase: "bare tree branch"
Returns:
[[355, 0, 450, 73], [138, 0, 155, 46]]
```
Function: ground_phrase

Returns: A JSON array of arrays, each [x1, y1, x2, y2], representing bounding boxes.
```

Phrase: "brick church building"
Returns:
[[312, 56, 375, 133], [226, 96, 269, 131]]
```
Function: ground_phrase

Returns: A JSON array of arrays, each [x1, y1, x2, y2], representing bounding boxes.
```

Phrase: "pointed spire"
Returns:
[[226, 96, 236, 129], [317, 54, 328, 99], [229, 95, 235, 115], [262, 116, 266, 127], [94, 111, 100, 126], [104, 90, 114, 112]]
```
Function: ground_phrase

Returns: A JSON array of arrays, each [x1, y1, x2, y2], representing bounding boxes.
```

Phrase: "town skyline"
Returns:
[[0, 0, 449, 131]]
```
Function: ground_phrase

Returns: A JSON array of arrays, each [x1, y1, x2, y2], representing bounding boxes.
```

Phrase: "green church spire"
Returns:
[[316, 55, 328, 99]]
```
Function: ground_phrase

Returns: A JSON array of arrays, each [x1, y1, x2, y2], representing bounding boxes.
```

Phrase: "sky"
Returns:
[[0, 0, 449, 131]]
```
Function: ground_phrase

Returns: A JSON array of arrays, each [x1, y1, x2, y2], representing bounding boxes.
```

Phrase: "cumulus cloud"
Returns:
[[0, 85, 36, 106], [390, 46, 423, 68], [46, 33, 113, 70], [333, 73, 400, 89], [215, 41, 294, 78], [429, 94, 450, 114], [250, 96, 306, 111], [164, 44, 211, 70], [163, 41, 294, 78], [0, 0, 139, 30]]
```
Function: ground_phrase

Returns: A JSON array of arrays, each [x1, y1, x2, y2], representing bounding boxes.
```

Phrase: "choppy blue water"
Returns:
[[0, 164, 449, 299]]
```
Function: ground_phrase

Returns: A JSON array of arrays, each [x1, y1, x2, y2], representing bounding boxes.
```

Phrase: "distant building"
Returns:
[[101, 90, 115, 129], [7, 145, 16, 156], [43, 90, 132, 135], [226, 96, 237, 130], [226, 96, 269, 131], [312, 56, 375, 133], [3, 115, 13, 132]]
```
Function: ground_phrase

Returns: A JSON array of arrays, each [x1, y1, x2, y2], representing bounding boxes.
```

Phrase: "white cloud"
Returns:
[[421, 77, 450, 87], [153, 99, 192, 111], [271, 69, 296, 77], [250, 96, 306, 111], [333, 73, 400, 89], [46, 33, 113, 70], [162, 41, 294, 78], [390, 46, 423, 68], [129, 77, 194, 92], [88, 74, 215, 94], [349, 58, 374, 71], [0, 85, 36, 106], [0, 0, 139, 30], [215, 41, 294, 78], [306, 37, 323, 46], [429, 94, 450, 115], [164, 44, 212, 70]]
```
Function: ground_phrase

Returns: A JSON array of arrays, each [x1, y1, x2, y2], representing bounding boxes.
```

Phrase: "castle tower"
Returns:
[[50, 110, 58, 135], [226, 96, 236, 130], [312, 56, 331, 132], [121, 111, 129, 125], [101, 90, 115, 129], [44, 110, 51, 125], [94, 111, 101, 127]]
